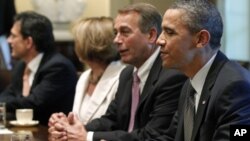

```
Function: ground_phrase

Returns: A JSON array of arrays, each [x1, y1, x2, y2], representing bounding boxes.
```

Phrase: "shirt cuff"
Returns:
[[87, 131, 94, 141]]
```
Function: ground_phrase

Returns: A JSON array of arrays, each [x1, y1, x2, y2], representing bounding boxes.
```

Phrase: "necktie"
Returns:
[[128, 71, 140, 132], [184, 84, 196, 141], [22, 66, 31, 97]]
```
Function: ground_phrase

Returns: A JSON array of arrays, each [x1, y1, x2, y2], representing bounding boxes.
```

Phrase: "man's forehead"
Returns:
[[115, 13, 139, 27], [114, 22, 131, 31], [115, 11, 139, 21], [163, 9, 185, 23], [12, 22, 21, 32]]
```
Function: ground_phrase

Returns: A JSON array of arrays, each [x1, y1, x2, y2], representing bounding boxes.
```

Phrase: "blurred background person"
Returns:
[[0, 0, 16, 70], [0, 0, 16, 37], [69, 16, 125, 124], [0, 11, 77, 125]]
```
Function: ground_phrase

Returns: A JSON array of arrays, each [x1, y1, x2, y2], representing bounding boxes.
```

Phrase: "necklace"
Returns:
[[88, 71, 103, 84]]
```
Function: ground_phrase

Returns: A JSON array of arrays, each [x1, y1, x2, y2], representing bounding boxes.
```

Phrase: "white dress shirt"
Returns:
[[27, 53, 44, 86], [135, 47, 160, 93], [190, 52, 217, 112]]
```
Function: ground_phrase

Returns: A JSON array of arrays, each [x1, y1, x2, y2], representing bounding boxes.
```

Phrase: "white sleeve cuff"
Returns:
[[87, 131, 94, 141]]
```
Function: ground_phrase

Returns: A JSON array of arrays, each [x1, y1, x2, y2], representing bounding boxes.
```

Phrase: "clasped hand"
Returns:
[[48, 112, 87, 141]]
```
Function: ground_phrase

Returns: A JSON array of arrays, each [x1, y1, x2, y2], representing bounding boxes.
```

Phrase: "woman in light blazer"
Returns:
[[48, 17, 125, 127], [73, 60, 124, 124], [71, 17, 125, 124]]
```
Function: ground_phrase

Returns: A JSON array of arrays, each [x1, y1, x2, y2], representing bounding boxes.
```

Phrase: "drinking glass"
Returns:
[[0, 102, 6, 128], [11, 133, 33, 141]]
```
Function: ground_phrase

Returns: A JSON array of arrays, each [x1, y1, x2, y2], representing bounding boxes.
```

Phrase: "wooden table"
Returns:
[[0, 124, 48, 141]]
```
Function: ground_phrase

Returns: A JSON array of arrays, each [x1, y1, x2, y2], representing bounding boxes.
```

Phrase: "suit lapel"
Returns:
[[175, 82, 189, 141], [17, 62, 26, 94], [30, 52, 54, 89], [122, 66, 134, 125], [84, 79, 113, 123], [192, 51, 229, 141], [84, 63, 122, 123], [73, 70, 90, 114], [138, 55, 162, 107]]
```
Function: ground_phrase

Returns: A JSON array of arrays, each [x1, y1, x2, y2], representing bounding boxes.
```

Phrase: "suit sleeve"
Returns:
[[210, 80, 250, 141]]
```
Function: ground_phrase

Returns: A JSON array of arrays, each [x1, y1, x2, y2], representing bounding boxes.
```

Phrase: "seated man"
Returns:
[[48, 3, 187, 141], [156, 1, 250, 141], [0, 11, 78, 125]]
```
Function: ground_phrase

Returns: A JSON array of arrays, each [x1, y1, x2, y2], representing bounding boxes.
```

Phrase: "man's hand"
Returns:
[[48, 112, 67, 127], [48, 112, 68, 140], [66, 112, 87, 141]]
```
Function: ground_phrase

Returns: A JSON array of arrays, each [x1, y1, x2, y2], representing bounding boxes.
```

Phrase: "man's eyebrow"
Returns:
[[162, 26, 172, 31]]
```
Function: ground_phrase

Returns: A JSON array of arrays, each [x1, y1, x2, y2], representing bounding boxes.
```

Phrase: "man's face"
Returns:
[[7, 21, 29, 60], [157, 9, 197, 71], [114, 12, 155, 68]]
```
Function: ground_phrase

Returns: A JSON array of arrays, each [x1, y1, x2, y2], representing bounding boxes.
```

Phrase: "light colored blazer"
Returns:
[[72, 61, 125, 125]]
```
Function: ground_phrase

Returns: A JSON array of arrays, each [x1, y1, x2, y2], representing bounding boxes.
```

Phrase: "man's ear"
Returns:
[[25, 36, 34, 49], [196, 30, 210, 48], [148, 27, 158, 43]]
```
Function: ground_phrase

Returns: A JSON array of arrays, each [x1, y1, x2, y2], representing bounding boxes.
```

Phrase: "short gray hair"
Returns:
[[170, 0, 223, 48], [118, 3, 162, 37]]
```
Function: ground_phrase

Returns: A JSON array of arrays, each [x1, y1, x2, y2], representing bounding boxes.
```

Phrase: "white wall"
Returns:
[[15, 0, 34, 12], [224, 0, 250, 61], [14, 0, 172, 41], [15, 0, 130, 18]]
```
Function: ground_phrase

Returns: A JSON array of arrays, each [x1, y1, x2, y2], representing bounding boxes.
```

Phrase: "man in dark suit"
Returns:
[[156, 1, 250, 141], [48, 3, 187, 141], [0, 11, 78, 125]]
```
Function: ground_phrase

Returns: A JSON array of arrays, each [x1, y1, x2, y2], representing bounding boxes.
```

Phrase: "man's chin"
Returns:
[[11, 55, 21, 60], [162, 62, 173, 69], [121, 60, 129, 65], [120, 57, 130, 64]]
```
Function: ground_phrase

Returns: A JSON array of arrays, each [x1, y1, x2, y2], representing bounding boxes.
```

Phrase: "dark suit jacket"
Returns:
[[85, 55, 187, 141], [0, 52, 78, 125], [156, 51, 250, 141]]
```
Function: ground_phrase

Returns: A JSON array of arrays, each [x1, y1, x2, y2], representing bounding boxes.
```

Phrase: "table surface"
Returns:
[[0, 123, 48, 141]]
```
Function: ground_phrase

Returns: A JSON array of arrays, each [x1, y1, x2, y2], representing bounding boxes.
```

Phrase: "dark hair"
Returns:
[[14, 11, 55, 52], [170, 0, 223, 48], [118, 3, 162, 37]]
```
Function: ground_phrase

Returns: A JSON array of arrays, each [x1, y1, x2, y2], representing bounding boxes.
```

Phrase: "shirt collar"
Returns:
[[27, 53, 44, 73], [190, 52, 217, 95], [134, 47, 160, 84]]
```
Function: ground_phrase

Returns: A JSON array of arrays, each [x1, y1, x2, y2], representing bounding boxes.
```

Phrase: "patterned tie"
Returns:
[[22, 66, 31, 97], [128, 71, 140, 132], [184, 84, 196, 141]]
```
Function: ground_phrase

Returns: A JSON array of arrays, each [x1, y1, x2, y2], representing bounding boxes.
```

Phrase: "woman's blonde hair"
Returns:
[[71, 17, 119, 64]]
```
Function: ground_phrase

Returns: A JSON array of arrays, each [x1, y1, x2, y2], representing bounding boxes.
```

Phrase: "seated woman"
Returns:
[[50, 17, 125, 125]]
